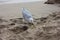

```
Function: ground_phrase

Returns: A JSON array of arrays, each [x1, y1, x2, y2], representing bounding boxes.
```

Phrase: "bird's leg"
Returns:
[[32, 23, 36, 28], [30, 23, 36, 29]]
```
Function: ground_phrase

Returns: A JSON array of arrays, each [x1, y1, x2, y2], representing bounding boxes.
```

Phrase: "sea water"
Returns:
[[0, 0, 47, 4]]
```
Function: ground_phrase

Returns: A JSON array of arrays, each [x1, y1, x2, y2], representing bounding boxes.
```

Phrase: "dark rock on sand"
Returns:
[[45, 0, 60, 4], [44, 1, 54, 4]]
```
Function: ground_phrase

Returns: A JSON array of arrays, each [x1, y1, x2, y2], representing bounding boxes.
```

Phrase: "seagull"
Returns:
[[22, 8, 35, 28]]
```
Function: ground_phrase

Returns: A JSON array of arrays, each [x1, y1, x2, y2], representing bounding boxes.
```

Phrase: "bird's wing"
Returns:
[[22, 8, 33, 19]]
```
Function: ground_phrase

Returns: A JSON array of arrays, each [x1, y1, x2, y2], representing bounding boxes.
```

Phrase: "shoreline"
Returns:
[[0, 0, 46, 5], [0, 1, 45, 5]]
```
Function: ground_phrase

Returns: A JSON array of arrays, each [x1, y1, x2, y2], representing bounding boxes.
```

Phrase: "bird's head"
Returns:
[[29, 18, 34, 24]]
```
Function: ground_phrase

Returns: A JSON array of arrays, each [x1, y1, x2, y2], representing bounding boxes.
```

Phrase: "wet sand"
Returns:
[[0, 1, 60, 19]]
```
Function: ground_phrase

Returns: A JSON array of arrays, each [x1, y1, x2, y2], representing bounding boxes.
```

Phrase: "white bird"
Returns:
[[22, 8, 34, 24], [22, 8, 36, 28]]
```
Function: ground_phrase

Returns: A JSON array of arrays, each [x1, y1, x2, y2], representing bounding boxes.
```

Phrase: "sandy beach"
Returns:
[[0, 1, 60, 19], [0, 1, 60, 40], [0, 9, 60, 40]]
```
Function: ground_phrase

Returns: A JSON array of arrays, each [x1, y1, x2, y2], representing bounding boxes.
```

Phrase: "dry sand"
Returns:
[[0, 11, 60, 40]]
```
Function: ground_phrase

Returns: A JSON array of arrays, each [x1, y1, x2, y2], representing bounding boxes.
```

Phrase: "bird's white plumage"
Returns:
[[22, 8, 33, 23]]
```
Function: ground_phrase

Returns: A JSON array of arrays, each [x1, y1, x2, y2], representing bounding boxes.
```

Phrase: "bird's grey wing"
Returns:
[[22, 8, 33, 19]]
